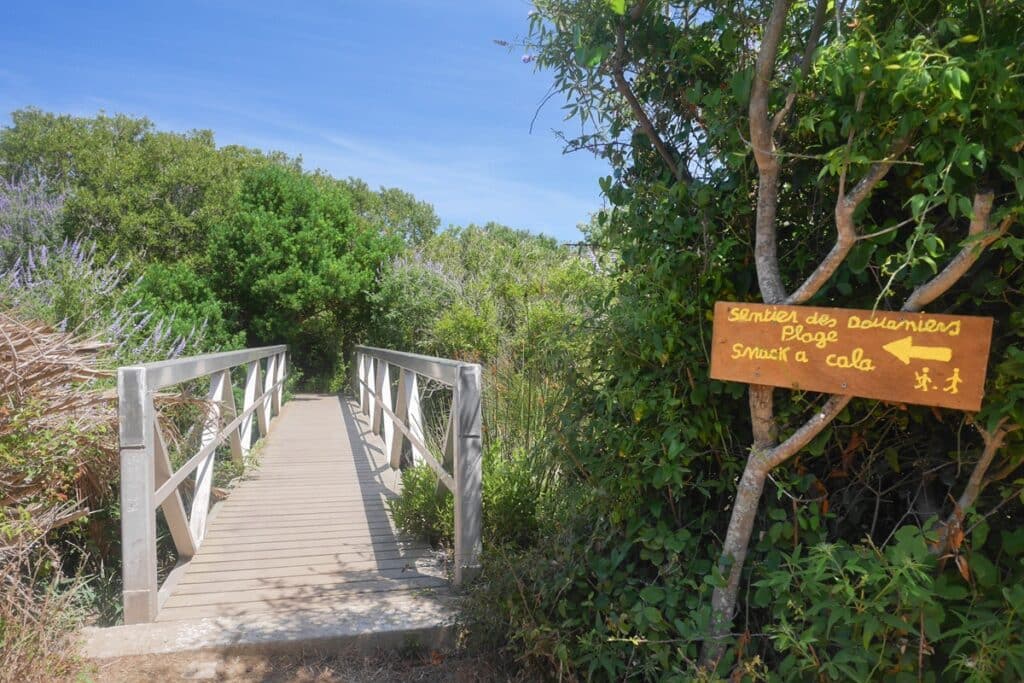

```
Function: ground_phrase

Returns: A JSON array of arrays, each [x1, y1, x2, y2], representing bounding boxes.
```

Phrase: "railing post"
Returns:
[[365, 356, 377, 418], [241, 361, 259, 457], [118, 366, 158, 624], [390, 370, 426, 469], [273, 351, 286, 415], [224, 368, 243, 464], [372, 360, 387, 435], [390, 369, 409, 470], [190, 369, 226, 543], [262, 354, 277, 427], [406, 371, 426, 466], [357, 352, 367, 412], [453, 363, 482, 586], [379, 362, 394, 452]]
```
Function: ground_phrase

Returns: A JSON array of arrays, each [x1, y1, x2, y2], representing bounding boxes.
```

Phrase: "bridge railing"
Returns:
[[354, 345, 482, 585], [117, 345, 287, 624]]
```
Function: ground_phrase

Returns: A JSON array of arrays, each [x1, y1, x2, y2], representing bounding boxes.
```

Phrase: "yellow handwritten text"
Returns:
[[804, 311, 837, 328], [728, 307, 798, 324], [826, 347, 876, 372], [781, 324, 839, 349], [731, 343, 791, 362], [847, 315, 961, 337]]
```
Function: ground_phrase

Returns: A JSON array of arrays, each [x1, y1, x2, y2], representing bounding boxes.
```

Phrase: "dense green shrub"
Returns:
[[132, 261, 243, 353], [207, 164, 401, 384], [389, 441, 544, 551], [389, 464, 455, 548]]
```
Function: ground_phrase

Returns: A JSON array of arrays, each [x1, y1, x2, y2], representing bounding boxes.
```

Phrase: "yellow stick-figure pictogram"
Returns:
[[944, 368, 963, 395], [914, 367, 934, 392]]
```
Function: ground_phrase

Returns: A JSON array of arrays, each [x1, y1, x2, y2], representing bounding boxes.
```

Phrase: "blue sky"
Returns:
[[0, 1, 609, 241]]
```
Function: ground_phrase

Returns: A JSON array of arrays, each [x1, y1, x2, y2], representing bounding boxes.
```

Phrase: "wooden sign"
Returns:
[[709, 301, 994, 411]]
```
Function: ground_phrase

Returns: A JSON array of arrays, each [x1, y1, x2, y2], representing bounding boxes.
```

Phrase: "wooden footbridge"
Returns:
[[97, 345, 481, 654]]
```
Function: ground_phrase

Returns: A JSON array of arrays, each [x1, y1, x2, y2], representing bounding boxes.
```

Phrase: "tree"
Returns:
[[340, 177, 440, 245], [527, 0, 1023, 672], [0, 108, 280, 262], [207, 164, 400, 382]]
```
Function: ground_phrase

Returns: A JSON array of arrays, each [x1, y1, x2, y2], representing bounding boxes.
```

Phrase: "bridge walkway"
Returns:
[[157, 393, 448, 624]]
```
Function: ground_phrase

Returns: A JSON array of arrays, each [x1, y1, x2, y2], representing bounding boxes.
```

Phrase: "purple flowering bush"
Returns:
[[0, 175, 219, 363], [0, 175, 65, 268], [0, 239, 210, 363]]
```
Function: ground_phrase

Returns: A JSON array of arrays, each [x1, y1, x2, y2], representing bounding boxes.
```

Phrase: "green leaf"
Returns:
[[607, 0, 627, 15], [640, 585, 665, 603], [847, 243, 875, 274], [972, 520, 989, 548], [909, 194, 928, 220], [1003, 528, 1024, 556], [642, 606, 663, 623], [971, 552, 997, 588]]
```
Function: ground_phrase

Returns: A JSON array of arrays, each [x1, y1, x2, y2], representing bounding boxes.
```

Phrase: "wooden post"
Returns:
[[390, 369, 410, 470], [241, 361, 259, 457], [375, 362, 393, 450], [365, 357, 377, 419], [264, 354, 278, 423], [190, 370, 226, 544], [224, 369, 243, 464], [357, 352, 367, 411], [406, 372, 425, 466], [273, 351, 286, 415], [118, 366, 158, 624], [254, 360, 269, 438], [372, 360, 387, 435], [453, 363, 482, 585]]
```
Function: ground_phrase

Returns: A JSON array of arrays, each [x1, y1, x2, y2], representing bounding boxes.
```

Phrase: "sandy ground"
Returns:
[[81, 650, 504, 683]]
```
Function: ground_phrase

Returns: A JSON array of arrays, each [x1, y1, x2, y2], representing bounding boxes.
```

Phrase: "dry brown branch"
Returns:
[[0, 310, 118, 537]]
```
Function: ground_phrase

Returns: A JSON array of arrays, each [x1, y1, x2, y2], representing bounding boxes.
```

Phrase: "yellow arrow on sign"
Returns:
[[882, 336, 953, 365]]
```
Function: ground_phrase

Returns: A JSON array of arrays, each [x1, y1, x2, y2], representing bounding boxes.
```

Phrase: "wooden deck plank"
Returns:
[[155, 394, 448, 624], [155, 586, 447, 622]]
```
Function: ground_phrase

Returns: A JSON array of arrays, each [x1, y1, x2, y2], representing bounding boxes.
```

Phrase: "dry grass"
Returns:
[[0, 313, 116, 516], [0, 527, 89, 683], [0, 312, 115, 682]]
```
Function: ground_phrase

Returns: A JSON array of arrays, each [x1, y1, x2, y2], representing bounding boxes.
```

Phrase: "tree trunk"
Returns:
[[706, 458, 768, 657]]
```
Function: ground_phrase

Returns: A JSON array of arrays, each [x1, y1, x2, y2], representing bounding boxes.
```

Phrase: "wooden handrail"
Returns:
[[117, 346, 288, 624], [353, 346, 482, 586]]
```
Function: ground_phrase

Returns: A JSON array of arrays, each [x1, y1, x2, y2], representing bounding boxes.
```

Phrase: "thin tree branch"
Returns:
[[771, 0, 829, 135], [762, 395, 853, 469], [613, 22, 690, 183], [932, 419, 1012, 555], [787, 135, 911, 304], [750, 0, 793, 305], [901, 192, 1010, 311], [983, 431, 1023, 485], [958, 420, 1010, 511]]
